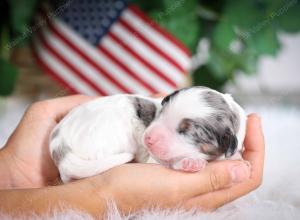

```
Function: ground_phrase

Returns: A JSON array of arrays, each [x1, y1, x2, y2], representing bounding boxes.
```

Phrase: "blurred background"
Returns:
[[1, 0, 300, 171]]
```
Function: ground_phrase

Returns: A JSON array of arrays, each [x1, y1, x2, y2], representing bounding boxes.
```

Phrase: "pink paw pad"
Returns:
[[177, 158, 207, 172]]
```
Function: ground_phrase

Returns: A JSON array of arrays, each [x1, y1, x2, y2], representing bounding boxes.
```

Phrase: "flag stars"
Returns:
[[108, 10, 117, 18], [83, 33, 89, 39], [115, 1, 124, 9], [88, 7, 94, 12], [59, 0, 127, 45], [102, 18, 110, 27]]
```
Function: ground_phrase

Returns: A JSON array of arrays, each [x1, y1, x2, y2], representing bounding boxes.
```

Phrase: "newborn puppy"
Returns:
[[144, 87, 246, 171], [49, 86, 246, 183]]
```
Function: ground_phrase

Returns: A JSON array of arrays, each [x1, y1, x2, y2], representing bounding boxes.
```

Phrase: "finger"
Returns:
[[183, 114, 265, 210], [35, 95, 96, 122], [243, 114, 265, 183], [172, 160, 250, 199]]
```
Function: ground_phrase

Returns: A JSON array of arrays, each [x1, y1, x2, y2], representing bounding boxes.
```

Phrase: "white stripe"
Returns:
[[33, 37, 98, 96], [123, 9, 190, 69], [41, 27, 123, 94], [51, 18, 152, 95], [111, 23, 185, 84], [102, 36, 175, 93]]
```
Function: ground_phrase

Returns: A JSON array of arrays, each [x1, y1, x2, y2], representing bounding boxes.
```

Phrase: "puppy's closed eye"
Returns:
[[178, 118, 192, 134]]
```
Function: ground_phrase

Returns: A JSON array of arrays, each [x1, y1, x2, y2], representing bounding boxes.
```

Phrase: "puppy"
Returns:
[[49, 86, 246, 183]]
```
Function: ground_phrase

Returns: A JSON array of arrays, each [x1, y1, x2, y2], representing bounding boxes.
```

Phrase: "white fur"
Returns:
[[49, 94, 160, 182], [50, 88, 247, 182]]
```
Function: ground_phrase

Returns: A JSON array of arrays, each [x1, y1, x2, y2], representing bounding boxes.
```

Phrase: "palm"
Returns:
[[3, 96, 94, 188], [6, 113, 60, 187]]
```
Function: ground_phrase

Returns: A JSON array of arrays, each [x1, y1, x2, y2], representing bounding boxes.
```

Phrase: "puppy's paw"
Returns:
[[172, 158, 207, 172]]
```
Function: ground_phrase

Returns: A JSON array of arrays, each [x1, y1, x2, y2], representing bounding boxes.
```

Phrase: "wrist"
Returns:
[[60, 178, 111, 217], [86, 173, 138, 215], [0, 181, 109, 217], [0, 148, 15, 189]]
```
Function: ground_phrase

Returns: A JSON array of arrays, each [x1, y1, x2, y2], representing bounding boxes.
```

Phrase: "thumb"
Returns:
[[176, 160, 251, 198], [204, 160, 251, 193]]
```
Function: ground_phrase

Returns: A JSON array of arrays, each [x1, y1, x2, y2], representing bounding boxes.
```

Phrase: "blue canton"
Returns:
[[60, 0, 128, 45]]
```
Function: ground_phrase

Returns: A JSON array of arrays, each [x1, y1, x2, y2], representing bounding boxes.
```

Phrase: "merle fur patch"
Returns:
[[132, 97, 157, 127], [202, 89, 240, 133], [177, 117, 238, 157], [52, 144, 72, 165]]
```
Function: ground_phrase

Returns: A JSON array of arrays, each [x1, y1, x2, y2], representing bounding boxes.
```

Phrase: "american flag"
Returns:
[[33, 0, 191, 96]]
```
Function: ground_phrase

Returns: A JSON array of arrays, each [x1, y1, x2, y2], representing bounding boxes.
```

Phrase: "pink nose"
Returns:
[[144, 132, 160, 147]]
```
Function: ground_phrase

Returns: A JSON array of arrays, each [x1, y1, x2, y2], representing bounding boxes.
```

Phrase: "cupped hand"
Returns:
[[0, 95, 94, 188], [0, 95, 264, 213], [0, 114, 263, 218], [86, 114, 264, 213]]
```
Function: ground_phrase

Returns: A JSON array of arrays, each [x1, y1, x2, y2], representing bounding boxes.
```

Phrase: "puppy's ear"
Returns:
[[220, 129, 238, 158]]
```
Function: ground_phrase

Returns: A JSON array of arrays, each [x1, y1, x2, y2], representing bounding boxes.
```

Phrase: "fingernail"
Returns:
[[254, 113, 261, 120], [248, 113, 262, 130], [255, 115, 263, 130], [230, 162, 251, 183]]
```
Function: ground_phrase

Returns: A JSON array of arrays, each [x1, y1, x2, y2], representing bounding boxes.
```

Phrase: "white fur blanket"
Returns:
[[0, 99, 300, 219]]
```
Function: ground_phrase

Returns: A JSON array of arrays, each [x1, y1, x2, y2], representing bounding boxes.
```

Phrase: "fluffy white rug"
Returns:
[[1, 98, 300, 219]]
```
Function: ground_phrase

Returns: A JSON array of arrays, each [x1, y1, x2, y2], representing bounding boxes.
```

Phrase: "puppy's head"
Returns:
[[143, 87, 245, 164]]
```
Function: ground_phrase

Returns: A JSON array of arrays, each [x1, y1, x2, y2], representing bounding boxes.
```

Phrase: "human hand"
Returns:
[[0, 114, 263, 217], [86, 114, 264, 213], [0, 95, 94, 189]]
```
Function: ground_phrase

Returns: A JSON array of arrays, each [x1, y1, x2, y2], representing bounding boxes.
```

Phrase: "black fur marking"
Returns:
[[133, 97, 157, 127], [161, 88, 186, 106], [219, 128, 238, 158], [161, 90, 180, 106]]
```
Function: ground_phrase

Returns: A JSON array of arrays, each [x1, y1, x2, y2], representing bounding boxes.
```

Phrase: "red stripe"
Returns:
[[37, 31, 108, 96], [98, 45, 158, 94], [43, 15, 133, 94], [107, 32, 177, 88], [119, 18, 186, 74], [32, 43, 78, 95], [128, 5, 191, 57]]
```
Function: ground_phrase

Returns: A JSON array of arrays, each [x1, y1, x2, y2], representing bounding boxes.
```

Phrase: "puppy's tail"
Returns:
[[58, 151, 134, 183]]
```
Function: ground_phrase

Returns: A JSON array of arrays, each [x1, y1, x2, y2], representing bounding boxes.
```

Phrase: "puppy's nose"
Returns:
[[144, 133, 159, 147]]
